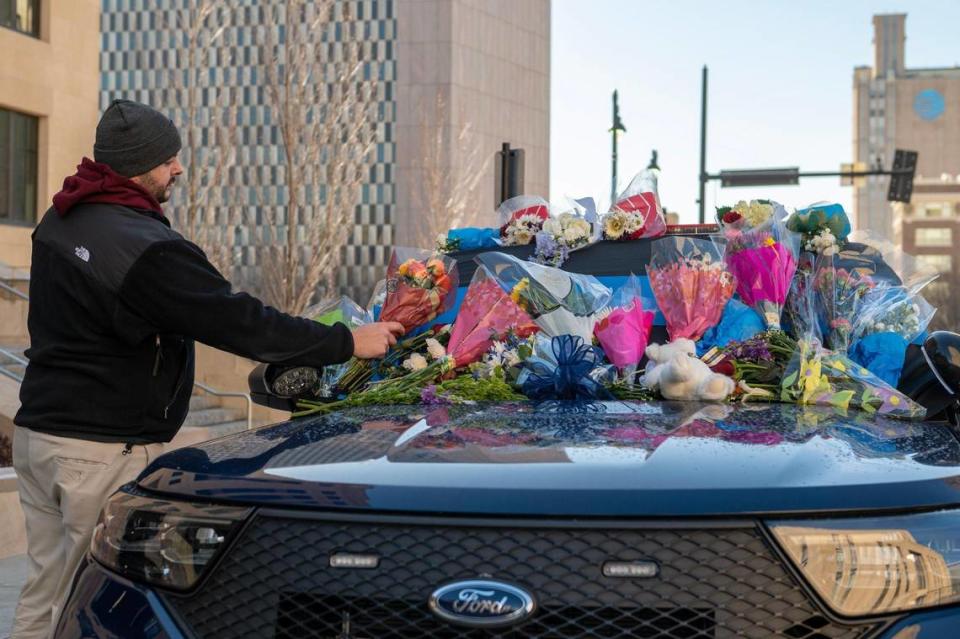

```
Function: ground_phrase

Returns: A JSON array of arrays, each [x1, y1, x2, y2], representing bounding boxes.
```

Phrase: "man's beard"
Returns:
[[144, 175, 175, 203]]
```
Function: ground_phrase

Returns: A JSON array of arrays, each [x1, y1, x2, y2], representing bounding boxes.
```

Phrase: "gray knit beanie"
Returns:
[[94, 99, 182, 177]]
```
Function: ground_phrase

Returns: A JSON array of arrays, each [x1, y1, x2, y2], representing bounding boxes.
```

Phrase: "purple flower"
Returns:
[[728, 337, 772, 362], [420, 385, 450, 406]]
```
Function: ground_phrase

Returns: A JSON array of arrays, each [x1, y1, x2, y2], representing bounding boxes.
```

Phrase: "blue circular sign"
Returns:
[[914, 89, 945, 121]]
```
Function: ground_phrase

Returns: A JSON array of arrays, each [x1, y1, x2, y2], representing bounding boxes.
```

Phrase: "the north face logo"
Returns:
[[74, 246, 90, 262]]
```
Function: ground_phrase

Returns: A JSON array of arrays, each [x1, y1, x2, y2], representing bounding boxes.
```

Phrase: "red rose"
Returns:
[[722, 210, 742, 224], [711, 360, 735, 376]]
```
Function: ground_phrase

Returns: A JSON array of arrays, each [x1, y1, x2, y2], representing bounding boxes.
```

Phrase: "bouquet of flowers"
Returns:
[[853, 286, 935, 343], [785, 202, 851, 256], [379, 248, 458, 333], [846, 286, 936, 386], [498, 195, 550, 246], [779, 277, 926, 420], [717, 199, 775, 228], [718, 201, 799, 330], [446, 265, 539, 368], [647, 236, 736, 342], [475, 251, 612, 342], [812, 254, 878, 353], [532, 212, 593, 267], [603, 170, 667, 241], [780, 338, 925, 420], [593, 274, 655, 376]]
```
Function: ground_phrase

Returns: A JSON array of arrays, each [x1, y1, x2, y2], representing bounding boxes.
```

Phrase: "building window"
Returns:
[[914, 227, 953, 247], [916, 253, 953, 273], [0, 0, 40, 38], [0, 107, 39, 224]]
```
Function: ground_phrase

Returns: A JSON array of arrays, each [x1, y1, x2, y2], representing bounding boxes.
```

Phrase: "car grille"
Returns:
[[165, 514, 878, 639]]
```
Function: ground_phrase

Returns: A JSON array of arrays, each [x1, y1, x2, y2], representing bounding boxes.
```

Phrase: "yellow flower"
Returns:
[[604, 213, 627, 239], [510, 278, 529, 304], [764, 236, 776, 247], [890, 395, 901, 406], [797, 342, 826, 404]]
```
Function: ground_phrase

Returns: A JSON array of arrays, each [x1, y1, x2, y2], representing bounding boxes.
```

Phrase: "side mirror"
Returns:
[[247, 364, 313, 412], [899, 331, 960, 424]]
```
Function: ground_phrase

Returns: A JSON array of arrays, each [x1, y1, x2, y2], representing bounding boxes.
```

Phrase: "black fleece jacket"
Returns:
[[15, 204, 353, 443]]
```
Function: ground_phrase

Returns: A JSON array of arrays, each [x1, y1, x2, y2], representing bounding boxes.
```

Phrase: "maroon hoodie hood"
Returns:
[[52, 157, 165, 217]]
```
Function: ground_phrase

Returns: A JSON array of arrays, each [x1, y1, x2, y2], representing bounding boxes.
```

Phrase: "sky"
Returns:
[[549, 0, 960, 223]]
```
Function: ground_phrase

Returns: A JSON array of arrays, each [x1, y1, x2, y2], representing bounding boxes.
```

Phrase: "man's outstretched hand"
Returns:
[[351, 322, 406, 359]]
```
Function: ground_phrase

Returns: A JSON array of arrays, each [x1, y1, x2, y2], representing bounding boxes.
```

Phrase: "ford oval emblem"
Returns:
[[428, 579, 536, 628]]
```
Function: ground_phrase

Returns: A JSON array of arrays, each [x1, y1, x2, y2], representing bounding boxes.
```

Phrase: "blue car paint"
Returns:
[[135, 401, 960, 516], [56, 400, 960, 637], [54, 557, 185, 639]]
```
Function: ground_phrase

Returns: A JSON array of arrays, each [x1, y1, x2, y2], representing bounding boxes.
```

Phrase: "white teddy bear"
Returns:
[[640, 338, 735, 401]]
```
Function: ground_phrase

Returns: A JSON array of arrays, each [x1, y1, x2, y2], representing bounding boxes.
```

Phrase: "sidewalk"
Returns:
[[0, 554, 26, 639]]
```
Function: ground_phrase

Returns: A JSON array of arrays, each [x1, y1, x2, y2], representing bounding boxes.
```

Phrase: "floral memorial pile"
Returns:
[[291, 170, 939, 421]]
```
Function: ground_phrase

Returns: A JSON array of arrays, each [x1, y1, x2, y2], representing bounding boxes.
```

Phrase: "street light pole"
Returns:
[[610, 90, 626, 203], [697, 65, 708, 224]]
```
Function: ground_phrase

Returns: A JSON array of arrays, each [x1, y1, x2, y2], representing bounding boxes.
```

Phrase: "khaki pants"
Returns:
[[11, 426, 164, 639]]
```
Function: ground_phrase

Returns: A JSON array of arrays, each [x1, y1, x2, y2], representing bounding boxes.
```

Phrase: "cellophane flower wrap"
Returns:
[[379, 248, 458, 333], [846, 231, 939, 293], [812, 254, 878, 353], [853, 286, 935, 344], [648, 236, 735, 342], [473, 251, 612, 342], [446, 265, 539, 368], [302, 296, 373, 396], [779, 275, 926, 420], [603, 170, 667, 241], [719, 201, 799, 330], [593, 274, 655, 372], [498, 195, 550, 246], [785, 202, 851, 256]]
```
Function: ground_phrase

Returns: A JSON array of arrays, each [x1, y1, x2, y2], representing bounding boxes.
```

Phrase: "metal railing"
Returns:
[[0, 347, 27, 382], [0, 280, 28, 302], [192, 381, 254, 431]]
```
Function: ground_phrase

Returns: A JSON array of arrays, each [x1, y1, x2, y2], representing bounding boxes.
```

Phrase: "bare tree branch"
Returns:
[[257, 0, 379, 314], [413, 90, 486, 247]]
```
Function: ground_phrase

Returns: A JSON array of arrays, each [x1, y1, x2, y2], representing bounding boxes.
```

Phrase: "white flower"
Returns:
[[542, 218, 563, 236], [402, 353, 428, 371], [624, 214, 643, 233], [425, 338, 446, 360], [563, 226, 584, 243], [513, 229, 533, 245], [503, 350, 521, 368]]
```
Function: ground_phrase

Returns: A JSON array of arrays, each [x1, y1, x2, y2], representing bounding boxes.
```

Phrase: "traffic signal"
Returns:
[[495, 143, 525, 207], [887, 149, 918, 203]]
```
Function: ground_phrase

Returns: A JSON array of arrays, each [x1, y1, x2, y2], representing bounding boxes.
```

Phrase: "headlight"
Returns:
[[770, 509, 960, 617], [91, 487, 249, 590]]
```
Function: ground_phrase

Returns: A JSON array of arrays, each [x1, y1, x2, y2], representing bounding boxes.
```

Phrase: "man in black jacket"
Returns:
[[11, 99, 404, 638]]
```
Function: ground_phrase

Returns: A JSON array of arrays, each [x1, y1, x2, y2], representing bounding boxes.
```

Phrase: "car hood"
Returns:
[[138, 401, 960, 516]]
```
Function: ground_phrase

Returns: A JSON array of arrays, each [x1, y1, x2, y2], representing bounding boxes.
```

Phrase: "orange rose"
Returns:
[[426, 258, 446, 277], [406, 260, 428, 279]]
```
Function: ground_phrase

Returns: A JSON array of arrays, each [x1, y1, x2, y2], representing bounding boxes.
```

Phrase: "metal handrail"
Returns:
[[0, 280, 29, 301], [193, 381, 254, 431], [0, 347, 27, 382]]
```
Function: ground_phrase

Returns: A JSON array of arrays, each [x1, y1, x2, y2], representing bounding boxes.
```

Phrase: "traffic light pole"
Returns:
[[697, 66, 708, 224]]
